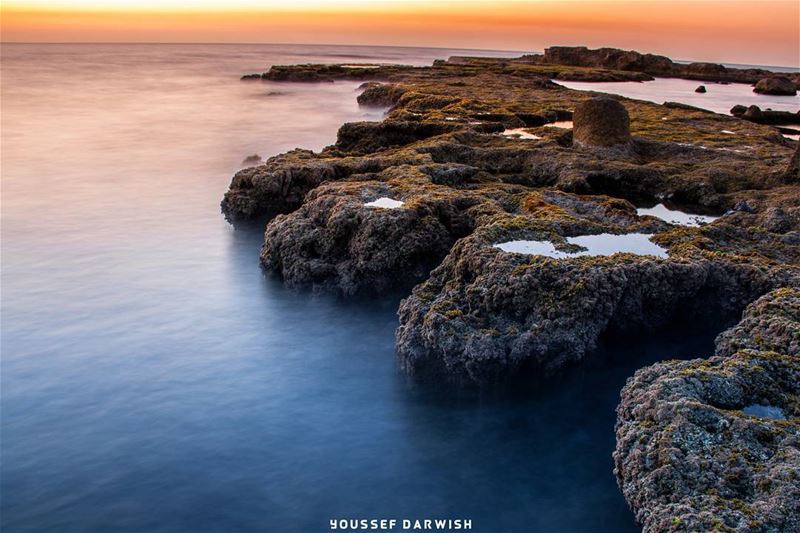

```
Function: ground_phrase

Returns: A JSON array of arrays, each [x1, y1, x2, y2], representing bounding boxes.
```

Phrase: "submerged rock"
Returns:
[[572, 97, 631, 148], [615, 288, 800, 533], [695, 85, 707, 93], [241, 154, 262, 165], [754, 76, 798, 96]]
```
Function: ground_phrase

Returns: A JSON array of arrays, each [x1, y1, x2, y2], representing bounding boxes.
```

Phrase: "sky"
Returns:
[[2, 0, 799, 67]]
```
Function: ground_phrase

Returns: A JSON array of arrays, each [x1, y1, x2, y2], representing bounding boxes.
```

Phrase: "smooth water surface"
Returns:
[[495, 234, 668, 258], [500, 128, 542, 140], [2, 44, 727, 533], [559, 77, 800, 115], [364, 197, 405, 209], [637, 204, 719, 227], [742, 405, 787, 421]]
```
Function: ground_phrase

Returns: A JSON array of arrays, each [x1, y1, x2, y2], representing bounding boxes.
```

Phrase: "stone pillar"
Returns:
[[573, 97, 631, 149]]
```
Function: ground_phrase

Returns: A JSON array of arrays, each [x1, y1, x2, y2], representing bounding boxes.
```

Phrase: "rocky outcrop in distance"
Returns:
[[754, 76, 798, 96], [530, 46, 800, 86], [615, 288, 799, 533]]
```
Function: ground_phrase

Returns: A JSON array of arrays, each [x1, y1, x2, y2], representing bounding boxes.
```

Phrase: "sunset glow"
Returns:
[[3, 0, 799, 66]]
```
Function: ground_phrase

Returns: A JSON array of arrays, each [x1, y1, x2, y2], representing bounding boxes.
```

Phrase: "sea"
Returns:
[[2, 43, 797, 533]]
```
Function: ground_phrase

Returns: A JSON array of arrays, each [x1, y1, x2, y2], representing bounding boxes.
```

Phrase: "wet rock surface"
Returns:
[[224, 51, 798, 353], [225, 46, 800, 530], [395, 202, 799, 384], [615, 288, 800, 533]]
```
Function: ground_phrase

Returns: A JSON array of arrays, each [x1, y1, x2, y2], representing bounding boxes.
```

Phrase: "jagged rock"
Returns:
[[695, 85, 707, 93], [225, 51, 800, 531], [534, 46, 800, 84], [685, 62, 727, 78], [240, 73, 262, 81], [221, 149, 428, 221], [541, 46, 675, 74], [259, 166, 489, 296], [222, 150, 336, 221], [572, 97, 631, 148], [715, 287, 800, 357], [615, 288, 800, 533], [754, 77, 797, 96], [334, 121, 458, 154], [357, 83, 407, 107], [395, 211, 798, 383]]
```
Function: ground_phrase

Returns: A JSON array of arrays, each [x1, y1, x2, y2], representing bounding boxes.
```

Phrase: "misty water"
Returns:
[[559, 77, 800, 115], [1, 44, 727, 533]]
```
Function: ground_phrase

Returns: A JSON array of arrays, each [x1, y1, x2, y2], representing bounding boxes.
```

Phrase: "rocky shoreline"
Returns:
[[615, 288, 799, 532], [225, 47, 798, 531]]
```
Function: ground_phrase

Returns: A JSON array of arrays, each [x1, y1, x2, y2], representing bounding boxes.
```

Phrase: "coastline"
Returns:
[[225, 46, 799, 531]]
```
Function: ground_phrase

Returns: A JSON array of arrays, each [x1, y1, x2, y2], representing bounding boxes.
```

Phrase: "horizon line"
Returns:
[[2, 42, 799, 69]]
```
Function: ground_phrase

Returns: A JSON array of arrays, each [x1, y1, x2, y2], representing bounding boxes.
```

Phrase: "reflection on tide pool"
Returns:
[[637, 204, 719, 227], [495, 233, 668, 258], [365, 197, 405, 209]]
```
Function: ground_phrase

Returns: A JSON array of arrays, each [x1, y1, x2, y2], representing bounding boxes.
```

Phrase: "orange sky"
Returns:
[[2, 1, 799, 66]]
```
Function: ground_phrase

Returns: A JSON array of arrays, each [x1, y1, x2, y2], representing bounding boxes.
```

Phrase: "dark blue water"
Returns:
[[2, 44, 716, 533]]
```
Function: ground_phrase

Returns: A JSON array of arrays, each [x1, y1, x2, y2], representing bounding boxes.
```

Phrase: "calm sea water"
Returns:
[[559, 77, 800, 115], [2, 44, 729, 533]]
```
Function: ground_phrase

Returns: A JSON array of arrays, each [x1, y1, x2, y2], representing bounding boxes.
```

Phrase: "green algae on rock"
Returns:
[[224, 46, 800, 532], [223, 50, 799, 376], [614, 288, 800, 533]]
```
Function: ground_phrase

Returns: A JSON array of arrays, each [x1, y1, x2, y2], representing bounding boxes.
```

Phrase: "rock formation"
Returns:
[[224, 48, 800, 528], [730, 105, 800, 126], [754, 76, 798, 96], [615, 288, 800, 532], [572, 97, 631, 148], [531, 46, 800, 85]]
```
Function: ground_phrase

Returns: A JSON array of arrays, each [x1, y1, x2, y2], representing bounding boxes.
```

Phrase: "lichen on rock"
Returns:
[[223, 48, 800, 529], [572, 97, 632, 149], [614, 288, 800, 533]]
